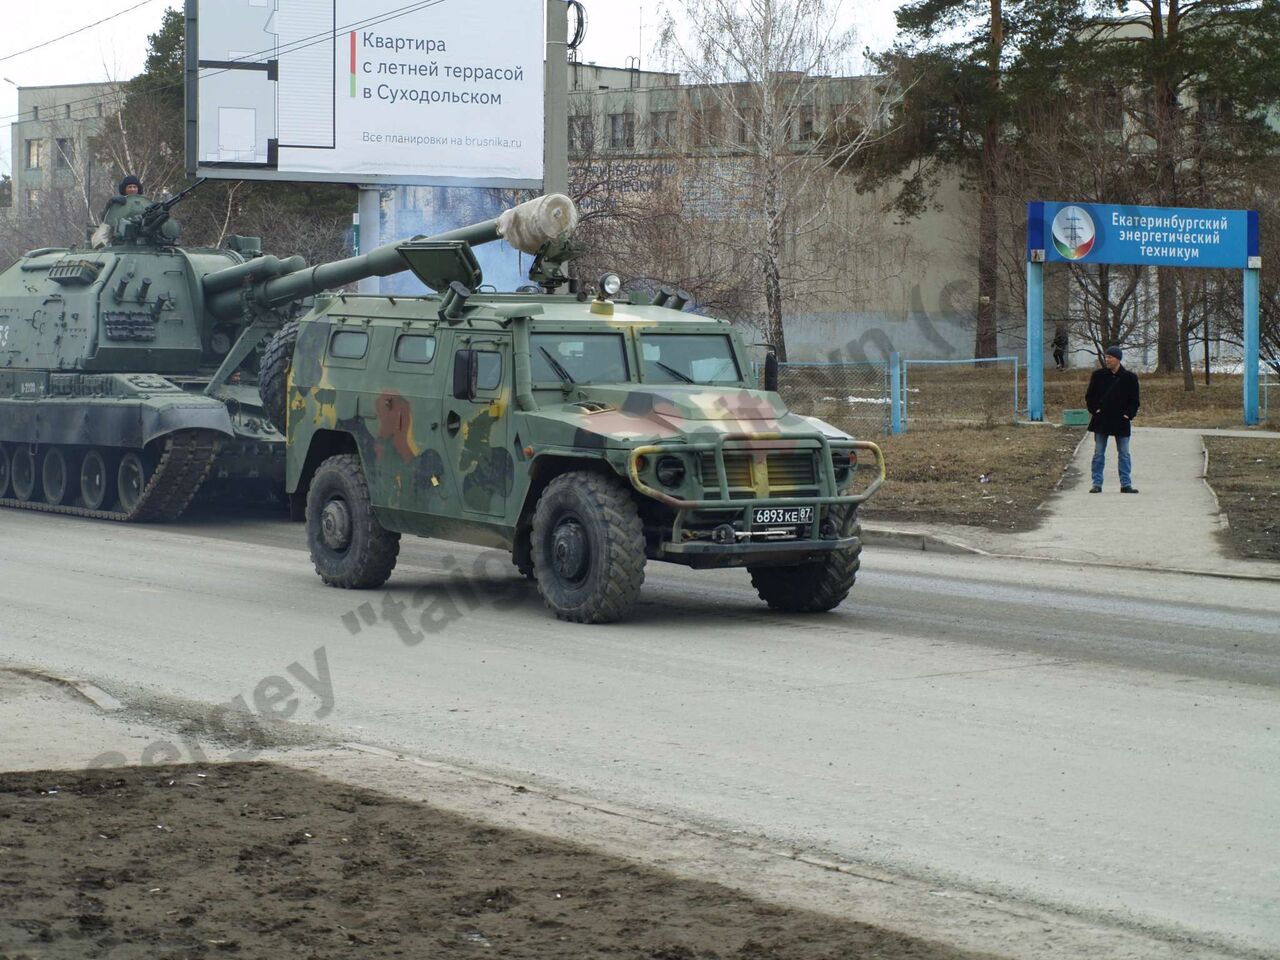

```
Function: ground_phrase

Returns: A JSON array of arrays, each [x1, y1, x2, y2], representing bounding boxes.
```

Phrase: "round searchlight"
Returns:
[[598, 272, 622, 298]]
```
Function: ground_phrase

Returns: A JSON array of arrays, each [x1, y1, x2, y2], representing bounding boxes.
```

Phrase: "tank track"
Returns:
[[0, 430, 221, 523]]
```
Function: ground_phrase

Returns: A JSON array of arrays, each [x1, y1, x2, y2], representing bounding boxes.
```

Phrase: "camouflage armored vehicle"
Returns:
[[267, 194, 884, 623], [0, 183, 443, 521]]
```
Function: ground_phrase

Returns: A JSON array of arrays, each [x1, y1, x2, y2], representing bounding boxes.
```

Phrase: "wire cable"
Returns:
[[0, 0, 163, 65], [0, 0, 451, 126]]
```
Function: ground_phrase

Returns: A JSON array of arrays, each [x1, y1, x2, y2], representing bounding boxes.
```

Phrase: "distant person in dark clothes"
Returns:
[[118, 175, 142, 196], [1085, 345, 1140, 493], [1052, 329, 1068, 370]]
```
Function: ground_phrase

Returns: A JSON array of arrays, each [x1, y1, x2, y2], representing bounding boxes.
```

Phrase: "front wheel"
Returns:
[[749, 514, 862, 613], [531, 471, 646, 623], [306, 454, 400, 589]]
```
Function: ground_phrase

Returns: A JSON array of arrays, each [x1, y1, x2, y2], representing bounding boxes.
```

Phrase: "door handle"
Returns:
[[445, 410, 462, 435]]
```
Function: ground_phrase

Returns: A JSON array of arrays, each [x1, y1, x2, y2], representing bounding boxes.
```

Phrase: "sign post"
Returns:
[[1026, 201, 1261, 425]]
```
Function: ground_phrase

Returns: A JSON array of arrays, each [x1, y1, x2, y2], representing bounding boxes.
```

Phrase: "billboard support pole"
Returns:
[[544, 0, 569, 195], [357, 187, 380, 294], [184, 0, 199, 178], [1244, 266, 1260, 425]]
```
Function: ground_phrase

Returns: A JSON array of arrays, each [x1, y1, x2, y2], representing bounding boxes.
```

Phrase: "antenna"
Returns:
[[639, 5, 643, 67]]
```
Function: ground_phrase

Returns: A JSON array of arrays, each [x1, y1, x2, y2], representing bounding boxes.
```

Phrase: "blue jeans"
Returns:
[[1092, 433, 1132, 488]]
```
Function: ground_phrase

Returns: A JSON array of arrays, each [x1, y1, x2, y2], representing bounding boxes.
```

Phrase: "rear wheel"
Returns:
[[80, 449, 116, 511], [11, 447, 38, 502], [0, 444, 10, 498], [306, 453, 400, 589], [117, 452, 148, 514], [41, 447, 77, 506], [531, 471, 646, 623]]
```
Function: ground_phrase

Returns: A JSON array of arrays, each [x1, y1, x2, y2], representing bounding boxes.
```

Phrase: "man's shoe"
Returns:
[[1089, 485, 1102, 493], [1120, 486, 1139, 494]]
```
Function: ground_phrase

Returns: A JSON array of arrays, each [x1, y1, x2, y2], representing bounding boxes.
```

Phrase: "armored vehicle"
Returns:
[[0, 184, 438, 521], [269, 194, 885, 623]]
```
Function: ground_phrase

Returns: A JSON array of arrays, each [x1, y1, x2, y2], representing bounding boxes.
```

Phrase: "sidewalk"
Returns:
[[865, 426, 1280, 581]]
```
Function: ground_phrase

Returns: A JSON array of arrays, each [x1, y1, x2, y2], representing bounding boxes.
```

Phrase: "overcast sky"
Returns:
[[0, 0, 902, 177]]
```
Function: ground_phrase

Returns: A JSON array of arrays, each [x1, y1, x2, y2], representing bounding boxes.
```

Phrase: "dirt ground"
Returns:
[[1203, 436, 1280, 562], [860, 425, 1083, 531], [0, 763, 988, 960]]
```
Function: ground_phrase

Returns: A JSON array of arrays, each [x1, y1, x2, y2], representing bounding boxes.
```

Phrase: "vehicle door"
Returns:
[[441, 333, 512, 518]]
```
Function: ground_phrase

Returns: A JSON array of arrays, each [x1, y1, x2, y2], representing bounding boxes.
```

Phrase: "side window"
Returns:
[[329, 330, 369, 360], [394, 334, 436, 364], [476, 351, 502, 391]]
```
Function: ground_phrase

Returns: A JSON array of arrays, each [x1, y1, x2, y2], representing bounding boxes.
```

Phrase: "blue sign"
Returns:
[[1028, 201, 1259, 269]]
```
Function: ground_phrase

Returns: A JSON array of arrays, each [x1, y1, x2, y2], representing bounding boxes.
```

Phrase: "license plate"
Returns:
[[752, 505, 814, 526]]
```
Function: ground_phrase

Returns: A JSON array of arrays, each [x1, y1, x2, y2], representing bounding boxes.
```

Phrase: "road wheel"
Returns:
[[117, 452, 148, 514], [0, 444, 10, 498], [11, 447, 38, 502], [259, 318, 299, 434], [41, 447, 77, 506], [749, 545, 861, 614], [531, 471, 645, 623], [306, 453, 400, 589], [80, 449, 116, 511]]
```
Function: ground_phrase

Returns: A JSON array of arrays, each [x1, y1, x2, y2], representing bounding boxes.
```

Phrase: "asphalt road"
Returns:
[[2, 506, 1278, 956]]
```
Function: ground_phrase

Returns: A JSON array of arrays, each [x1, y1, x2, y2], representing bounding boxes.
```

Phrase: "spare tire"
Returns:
[[259, 318, 300, 434]]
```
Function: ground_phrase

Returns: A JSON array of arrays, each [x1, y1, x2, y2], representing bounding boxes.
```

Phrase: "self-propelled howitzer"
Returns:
[[0, 190, 571, 521]]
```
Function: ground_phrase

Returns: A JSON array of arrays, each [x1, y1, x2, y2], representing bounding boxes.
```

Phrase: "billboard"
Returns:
[[191, 0, 544, 187], [1028, 201, 1260, 269]]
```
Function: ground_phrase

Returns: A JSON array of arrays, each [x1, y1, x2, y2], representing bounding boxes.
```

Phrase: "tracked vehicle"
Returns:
[[0, 185, 438, 521], [267, 194, 886, 622]]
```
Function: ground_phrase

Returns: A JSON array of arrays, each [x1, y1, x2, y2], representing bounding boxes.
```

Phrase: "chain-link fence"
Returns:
[[1264, 364, 1277, 424], [774, 361, 891, 435], [901, 357, 1021, 429]]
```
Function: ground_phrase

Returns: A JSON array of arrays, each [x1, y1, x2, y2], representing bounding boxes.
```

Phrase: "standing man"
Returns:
[[1085, 345, 1140, 493], [1052, 327, 1069, 371]]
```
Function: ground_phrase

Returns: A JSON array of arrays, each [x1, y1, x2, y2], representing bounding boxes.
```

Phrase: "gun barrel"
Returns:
[[205, 193, 576, 320]]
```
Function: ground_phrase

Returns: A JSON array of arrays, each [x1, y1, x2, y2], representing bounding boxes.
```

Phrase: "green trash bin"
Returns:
[[1062, 408, 1090, 427]]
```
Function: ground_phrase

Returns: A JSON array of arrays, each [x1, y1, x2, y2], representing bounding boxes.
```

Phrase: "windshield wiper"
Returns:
[[539, 345, 575, 384], [651, 360, 694, 383]]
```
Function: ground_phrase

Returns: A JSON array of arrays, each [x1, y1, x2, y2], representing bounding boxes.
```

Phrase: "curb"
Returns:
[[861, 527, 985, 556], [8, 669, 125, 712]]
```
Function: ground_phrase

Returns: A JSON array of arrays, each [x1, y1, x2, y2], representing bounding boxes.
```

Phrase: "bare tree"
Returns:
[[657, 0, 889, 359]]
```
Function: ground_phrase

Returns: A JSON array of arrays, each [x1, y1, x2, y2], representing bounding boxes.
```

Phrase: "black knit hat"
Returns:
[[118, 174, 143, 195], [1104, 345, 1123, 361]]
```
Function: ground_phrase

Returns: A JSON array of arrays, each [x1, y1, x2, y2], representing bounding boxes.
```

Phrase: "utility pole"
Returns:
[[544, 0, 569, 195]]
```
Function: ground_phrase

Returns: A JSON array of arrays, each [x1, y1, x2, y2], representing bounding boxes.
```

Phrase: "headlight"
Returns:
[[656, 455, 686, 488], [832, 450, 856, 483], [598, 272, 622, 297]]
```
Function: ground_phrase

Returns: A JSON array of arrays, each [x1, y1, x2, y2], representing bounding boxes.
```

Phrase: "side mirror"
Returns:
[[453, 349, 479, 400], [763, 351, 779, 392]]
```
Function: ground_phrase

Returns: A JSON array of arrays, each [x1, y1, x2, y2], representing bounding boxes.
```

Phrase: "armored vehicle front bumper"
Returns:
[[626, 432, 885, 568]]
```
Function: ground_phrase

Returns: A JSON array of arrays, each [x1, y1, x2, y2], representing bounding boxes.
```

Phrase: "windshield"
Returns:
[[641, 334, 742, 385], [529, 333, 630, 384]]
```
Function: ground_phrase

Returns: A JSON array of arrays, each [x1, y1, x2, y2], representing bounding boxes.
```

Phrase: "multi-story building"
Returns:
[[8, 82, 120, 218]]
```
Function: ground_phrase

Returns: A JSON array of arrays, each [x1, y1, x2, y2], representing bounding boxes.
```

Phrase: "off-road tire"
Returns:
[[306, 453, 400, 589], [749, 515, 862, 613], [259, 319, 300, 434], [531, 471, 645, 623]]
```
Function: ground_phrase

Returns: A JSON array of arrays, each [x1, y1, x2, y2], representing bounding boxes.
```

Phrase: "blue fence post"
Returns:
[[889, 352, 903, 435], [1026, 261, 1045, 421], [1243, 267, 1260, 426]]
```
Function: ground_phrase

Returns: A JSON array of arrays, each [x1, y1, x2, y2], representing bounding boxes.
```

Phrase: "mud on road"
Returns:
[[0, 762, 988, 960]]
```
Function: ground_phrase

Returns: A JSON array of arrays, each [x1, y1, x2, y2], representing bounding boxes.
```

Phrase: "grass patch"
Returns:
[[1203, 436, 1280, 562], [859, 423, 1083, 531]]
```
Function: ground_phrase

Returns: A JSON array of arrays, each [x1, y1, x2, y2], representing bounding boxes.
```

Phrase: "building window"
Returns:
[[63, 104, 71, 119], [25, 188, 40, 210], [25, 139, 45, 170], [795, 106, 815, 141], [55, 138, 75, 169], [31, 105, 40, 122], [650, 110, 676, 148], [693, 107, 719, 146], [569, 114, 594, 154], [737, 106, 755, 145], [608, 112, 635, 149]]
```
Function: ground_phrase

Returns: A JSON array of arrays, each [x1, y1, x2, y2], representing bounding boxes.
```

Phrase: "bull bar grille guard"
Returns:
[[627, 432, 886, 543]]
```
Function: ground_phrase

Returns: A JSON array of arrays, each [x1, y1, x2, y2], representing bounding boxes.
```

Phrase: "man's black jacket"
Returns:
[[1085, 365, 1140, 437]]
